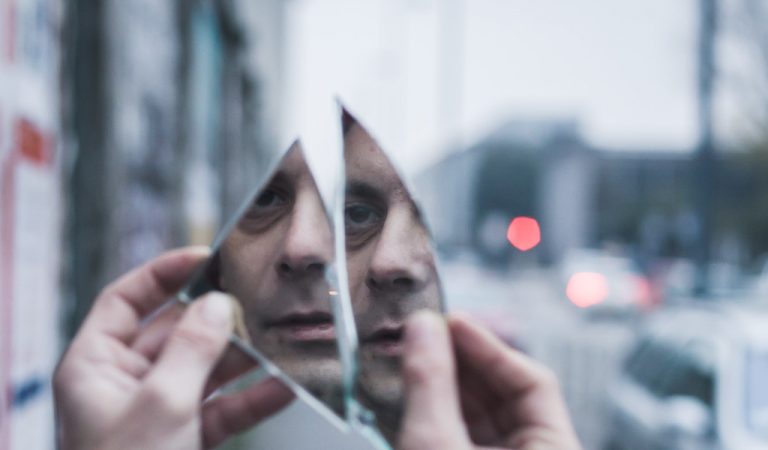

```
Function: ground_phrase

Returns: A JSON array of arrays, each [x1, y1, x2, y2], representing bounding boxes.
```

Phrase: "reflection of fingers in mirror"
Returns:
[[182, 141, 345, 420], [133, 299, 260, 395], [342, 108, 444, 443]]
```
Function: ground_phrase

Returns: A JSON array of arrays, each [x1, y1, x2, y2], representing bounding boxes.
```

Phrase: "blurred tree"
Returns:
[[62, 0, 113, 338], [721, 0, 768, 138], [713, 0, 768, 264], [717, 140, 768, 263], [63, 0, 192, 337]]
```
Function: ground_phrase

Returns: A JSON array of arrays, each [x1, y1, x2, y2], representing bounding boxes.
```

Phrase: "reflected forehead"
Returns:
[[274, 145, 314, 185], [344, 124, 406, 198]]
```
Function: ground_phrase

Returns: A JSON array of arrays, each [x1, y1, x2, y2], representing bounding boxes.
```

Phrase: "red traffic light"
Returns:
[[506, 217, 541, 252]]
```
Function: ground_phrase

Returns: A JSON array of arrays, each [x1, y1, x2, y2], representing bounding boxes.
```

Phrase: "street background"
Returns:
[[4, 1, 768, 449]]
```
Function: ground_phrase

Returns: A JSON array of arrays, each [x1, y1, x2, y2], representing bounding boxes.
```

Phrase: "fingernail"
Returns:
[[406, 310, 440, 349], [201, 292, 233, 328], [188, 245, 211, 256]]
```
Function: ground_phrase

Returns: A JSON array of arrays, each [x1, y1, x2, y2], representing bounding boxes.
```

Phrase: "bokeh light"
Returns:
[[566, 272, 609, 308], [506, 216, 541, 252]]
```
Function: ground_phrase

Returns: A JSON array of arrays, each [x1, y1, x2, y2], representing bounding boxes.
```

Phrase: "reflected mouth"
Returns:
[[267, 312, 336, 342], [362, 326, 404, 357]]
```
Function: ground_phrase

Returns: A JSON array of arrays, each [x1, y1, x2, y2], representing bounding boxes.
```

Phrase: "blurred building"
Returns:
[[596, 149, 695, 267], [418, 119, 596, 265], [2, 1, 287, 448], [63, 0, 286, 335], [418, 119, 715, 269]]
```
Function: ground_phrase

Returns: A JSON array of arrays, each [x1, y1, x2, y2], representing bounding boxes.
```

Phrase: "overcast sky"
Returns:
[[285, 0, 711, 172], [461, 0, 697, 150]]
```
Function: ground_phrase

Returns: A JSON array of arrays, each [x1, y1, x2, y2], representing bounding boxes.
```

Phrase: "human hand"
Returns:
[[398, 311, 581, 450], [54, 247, 294, 450]]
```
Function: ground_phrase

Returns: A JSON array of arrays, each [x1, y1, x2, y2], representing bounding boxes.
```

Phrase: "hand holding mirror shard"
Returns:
[[176, 109, 447, 446], [55, 113, 579, 450]]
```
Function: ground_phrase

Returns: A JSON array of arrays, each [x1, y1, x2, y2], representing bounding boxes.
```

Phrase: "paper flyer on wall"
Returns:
[[1, 112, 60, 450], [1, 0, 62, 448], [0, 1, 12, 445], [8, 148, 60, 450]]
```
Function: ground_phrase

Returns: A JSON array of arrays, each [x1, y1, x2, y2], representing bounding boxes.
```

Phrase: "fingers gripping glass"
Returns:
[[172, 107, 446, 449]]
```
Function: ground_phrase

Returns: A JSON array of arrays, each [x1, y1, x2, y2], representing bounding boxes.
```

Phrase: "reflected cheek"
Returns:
[[220, 243, 275, 311], [425, 279, 442, 310], [345, 247, 366, 278], [345, 251, 370, 300]]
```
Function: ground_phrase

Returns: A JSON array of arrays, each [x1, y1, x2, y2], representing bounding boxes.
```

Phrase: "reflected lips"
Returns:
[[269, 312, 336, 341], [363, 326, 404, 357]]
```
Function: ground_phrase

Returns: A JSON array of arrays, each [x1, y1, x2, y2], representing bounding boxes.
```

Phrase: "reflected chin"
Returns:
[[261, 342, 343, 387], [275, 355, 342, 384], [253, 328, 345, 412], [357, 353, 404, 429], [278, 356, 345, 414], [359, 374, 403, 408]]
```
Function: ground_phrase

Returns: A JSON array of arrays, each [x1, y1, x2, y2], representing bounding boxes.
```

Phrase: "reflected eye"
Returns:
[[344, 203, 383, 239], [255, 189, 287, 208], [346, 205, 376, 224], [242, 187, 289, 225]]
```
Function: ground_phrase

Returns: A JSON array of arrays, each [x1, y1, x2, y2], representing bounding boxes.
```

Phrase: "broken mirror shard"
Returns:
[[179, 141, 348, 427], [341, 109, 445, 446]]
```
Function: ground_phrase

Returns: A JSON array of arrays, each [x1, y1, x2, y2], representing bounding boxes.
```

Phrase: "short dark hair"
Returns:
[[341, 108, 357, 136]]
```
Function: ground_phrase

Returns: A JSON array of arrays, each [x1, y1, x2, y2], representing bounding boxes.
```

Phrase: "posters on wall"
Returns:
[[0, 0, 7, 440], [0, 0, 61, 448], [0, 0, 13, 444]]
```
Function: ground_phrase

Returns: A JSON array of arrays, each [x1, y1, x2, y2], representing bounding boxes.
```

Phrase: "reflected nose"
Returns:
[[366, 208, 432, 293], [276, 191, 332, 277]]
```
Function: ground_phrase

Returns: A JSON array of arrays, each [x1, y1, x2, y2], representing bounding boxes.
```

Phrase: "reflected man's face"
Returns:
[[344, 122, 442, 427], [218, 144, 341, 396]]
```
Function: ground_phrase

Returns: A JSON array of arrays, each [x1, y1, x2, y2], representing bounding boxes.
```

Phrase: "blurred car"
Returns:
[[605, 306, 768, 450], [559, 249, 654, 316]]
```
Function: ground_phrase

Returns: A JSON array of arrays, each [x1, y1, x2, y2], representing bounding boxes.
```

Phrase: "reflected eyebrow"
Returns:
[[266, 170, 291, 187], [346, 180, 386, 203], [347, 179, 425, 221]]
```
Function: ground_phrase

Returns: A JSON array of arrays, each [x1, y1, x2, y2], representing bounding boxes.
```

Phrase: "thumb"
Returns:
[[398, 310, 470, 450], [141, 292, 234, 417]]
